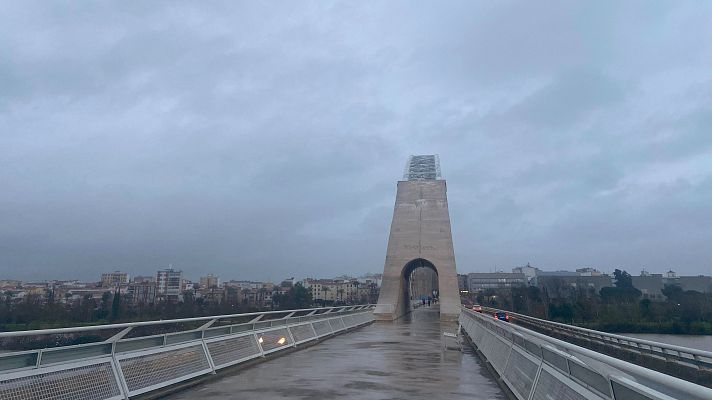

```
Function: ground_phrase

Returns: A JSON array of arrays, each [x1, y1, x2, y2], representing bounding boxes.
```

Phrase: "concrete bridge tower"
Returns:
[[374, 155, 460, 321]]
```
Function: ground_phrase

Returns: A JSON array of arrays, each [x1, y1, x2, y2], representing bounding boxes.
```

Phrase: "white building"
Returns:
[[156, 268, 182, 299]]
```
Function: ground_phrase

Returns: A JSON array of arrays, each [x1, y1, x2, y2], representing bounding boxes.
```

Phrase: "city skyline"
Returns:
[[0, 263, 702, 284], [1, 2, 711, 280]]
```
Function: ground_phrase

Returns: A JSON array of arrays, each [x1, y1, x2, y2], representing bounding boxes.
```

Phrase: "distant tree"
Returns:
[[600, 286, 641, 304], [273, 283, 312, 310], [600, 269, 640, 304], [613, 269, 633, 288], [639, 298, 652, 319], [661, 284, 683, 301], [110, 290, 122, 321], [97, 292, 111, 320]]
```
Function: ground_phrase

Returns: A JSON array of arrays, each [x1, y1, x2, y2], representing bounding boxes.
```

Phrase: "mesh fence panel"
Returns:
[[542, 347, 569, 373], [312, 320, 333, 337], [359, 312, 373, 324], [342, 315, 356, 328], [328, 318, 346, 332], [487, 336, 512, 374], [503, 348, 539, 400], [611, 380, 655, 400], [257, 328, 293, 352], [531, 368, 591, 400], [474, 321, 487, 343], [478, 331, 493, 358], [0, 361, 121, 400], [206, 334, 261, 368], [289, 324, 316, 343], [568, 361, 611, 397], [119, 344, 211, 394]]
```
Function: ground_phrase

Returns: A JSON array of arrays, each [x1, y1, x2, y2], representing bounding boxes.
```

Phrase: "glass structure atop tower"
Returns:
[[403, 155, 442, 181]]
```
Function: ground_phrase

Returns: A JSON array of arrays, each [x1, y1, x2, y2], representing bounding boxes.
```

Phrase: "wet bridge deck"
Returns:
[[166, 307, 504, 399]]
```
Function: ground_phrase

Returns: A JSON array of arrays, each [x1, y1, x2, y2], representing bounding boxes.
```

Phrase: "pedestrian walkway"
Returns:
[[167, 306, 505, 399]]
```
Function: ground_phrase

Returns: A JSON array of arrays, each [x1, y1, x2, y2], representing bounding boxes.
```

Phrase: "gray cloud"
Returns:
[[1, 1, 711, 281]]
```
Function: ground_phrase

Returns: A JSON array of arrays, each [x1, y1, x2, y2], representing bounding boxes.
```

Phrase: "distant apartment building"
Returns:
[[538, 275, 613, 299], [156, 268, 183, 300], [632, 270, 712, 301], [512, 264, 540, 284], [101, 271, 128, 287], [223, 280, 271, 291], [302, 279, 338, 303], [467, 272, 527, 292], [0, 280, 22, 288], [200, 274, 220, 289], [132, 276, 155, 284], [301, 278, 362, 304], [576, 267, 603, 276], [631, 274, 666, 301], [221, 280, 275, 307], [678, 276, 712, 293], [457, 274, 468, 291], [357, 273, 382, 288], [358, 281, 379, 304], [127, 281, 157, 304]]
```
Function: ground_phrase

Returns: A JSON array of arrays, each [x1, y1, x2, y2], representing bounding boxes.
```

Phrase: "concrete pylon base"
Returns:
[[375, 179, 461, 322]]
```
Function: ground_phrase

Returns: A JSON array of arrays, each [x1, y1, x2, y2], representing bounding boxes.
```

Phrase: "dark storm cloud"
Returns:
[[1, 1, 710, 281]]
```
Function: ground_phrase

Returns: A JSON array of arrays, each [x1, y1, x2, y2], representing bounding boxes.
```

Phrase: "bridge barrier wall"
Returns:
[[495, 308, 712, 386], [0, 306, 375, 400], [460, 308, 712, 400]]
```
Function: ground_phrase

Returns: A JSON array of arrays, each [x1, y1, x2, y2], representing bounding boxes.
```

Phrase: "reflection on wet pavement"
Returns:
[[166, 307, 505, 399]]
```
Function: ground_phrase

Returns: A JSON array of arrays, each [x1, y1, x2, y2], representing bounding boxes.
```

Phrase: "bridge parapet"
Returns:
[[495, 308, 712, 377], [0, 305, 375, 399], [460, 307, 712, 400]]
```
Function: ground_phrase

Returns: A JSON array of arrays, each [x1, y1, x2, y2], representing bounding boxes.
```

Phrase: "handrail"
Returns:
[[0, 306, 376, 400], [462, 307, 712, 400], [484, 306, 712, 361], [0, 304, 376, 338]]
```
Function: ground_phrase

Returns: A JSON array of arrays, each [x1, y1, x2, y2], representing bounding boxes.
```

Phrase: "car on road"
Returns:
[[493, 310, 510, 322], [471, 304, 483, 312]]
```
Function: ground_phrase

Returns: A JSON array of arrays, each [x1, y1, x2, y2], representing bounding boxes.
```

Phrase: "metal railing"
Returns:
[[460, 307, 712, 400], [0, 305, 376, 400], [484, 307, 712, 371]]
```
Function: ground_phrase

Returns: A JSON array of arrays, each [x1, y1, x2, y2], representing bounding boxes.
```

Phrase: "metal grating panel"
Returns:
[[531, 368, 590, 400], [355, 313, 369, 325], [119, 344, 211, 395], [289, 324, 316, 343], [542, 346, 569, 373], [329, 318, 346, 332], [568, 360, 611, 397], [478, 331, 493, 357], [351, 314, 363, 325], [206, 334, 261, 369], [341, 315, 356, 328], [312, 320, 333, 337], [503, 348, 539, 400], [0, 361, 122, 400], [611, 379, 657, 400], [257, 328, 293, 353], [487, 336, 512, 374], [524, 339, 543, 358]]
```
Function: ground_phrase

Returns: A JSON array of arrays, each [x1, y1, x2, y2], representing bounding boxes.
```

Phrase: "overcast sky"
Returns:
[[1, 1, 711, 282]]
